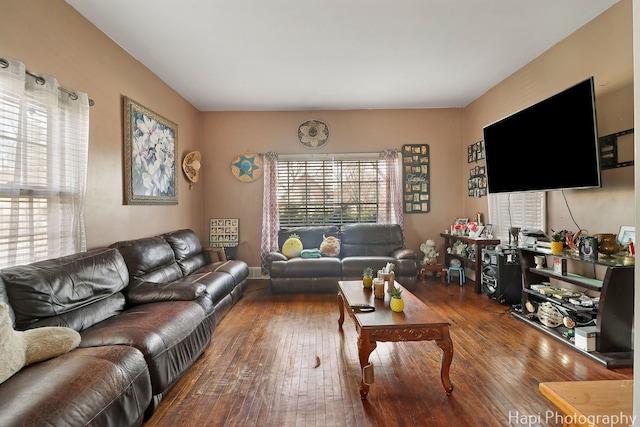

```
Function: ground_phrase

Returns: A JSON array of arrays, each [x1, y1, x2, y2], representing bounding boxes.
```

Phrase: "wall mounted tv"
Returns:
[[483, 77, 601, 194]]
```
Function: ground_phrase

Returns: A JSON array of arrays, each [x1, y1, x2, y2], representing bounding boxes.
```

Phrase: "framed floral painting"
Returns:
[[123, 97, 178, 205]]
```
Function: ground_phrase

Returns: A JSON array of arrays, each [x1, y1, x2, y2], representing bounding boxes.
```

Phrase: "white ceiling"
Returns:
[[65, 0, 618, 112]]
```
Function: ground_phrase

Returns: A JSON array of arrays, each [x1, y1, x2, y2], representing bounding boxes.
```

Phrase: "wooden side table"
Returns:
[[440, 233, 500, 293], [420, 264, 443, 281]]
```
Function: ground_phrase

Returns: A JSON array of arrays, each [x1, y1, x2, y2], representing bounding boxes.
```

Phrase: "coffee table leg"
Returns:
[[358, 333, 377, 399], [435, 327, 454, 395], [337, 292, 345, 329]]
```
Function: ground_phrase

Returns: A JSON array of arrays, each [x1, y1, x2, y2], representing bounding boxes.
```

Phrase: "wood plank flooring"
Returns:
[[144, 278, 632, 427]]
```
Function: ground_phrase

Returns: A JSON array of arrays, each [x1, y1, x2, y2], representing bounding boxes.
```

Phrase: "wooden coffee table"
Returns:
[[337, 280, 454, 399]]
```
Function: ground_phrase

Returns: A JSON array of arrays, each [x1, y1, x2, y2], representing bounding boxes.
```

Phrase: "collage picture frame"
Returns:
[[468, 165, 487, 198], [467, 140, 485, 163], [402, 144, 430, 213]]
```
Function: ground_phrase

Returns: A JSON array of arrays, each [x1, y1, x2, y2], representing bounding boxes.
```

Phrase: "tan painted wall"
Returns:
[[201, 109, 462, 266], [464, 0, 634, 239], [1, 0, 632, 270], [0, 0, 206, 248]]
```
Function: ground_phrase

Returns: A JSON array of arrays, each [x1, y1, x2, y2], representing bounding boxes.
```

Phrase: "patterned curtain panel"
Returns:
[[378, 149, 403, 229], [260, 152, 279, 273], [0, 57, 90, 268]]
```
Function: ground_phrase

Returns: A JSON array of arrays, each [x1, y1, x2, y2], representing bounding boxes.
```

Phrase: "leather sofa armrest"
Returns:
[[264, 251, 287, 275], [126, 279, 206, 305], [203, 247, 227, 263], [265, 251, 287, 262], [391, 248, 419, 260]]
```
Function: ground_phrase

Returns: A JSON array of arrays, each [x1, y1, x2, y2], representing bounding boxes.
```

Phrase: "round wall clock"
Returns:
[[298, 119, 329, 149], [230, 152, 263, 183]]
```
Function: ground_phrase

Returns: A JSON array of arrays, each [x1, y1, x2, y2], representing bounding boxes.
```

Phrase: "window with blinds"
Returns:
[[277, 159, 381, 227], [487, 192, 546, 243], [0, 58, 89, 269]]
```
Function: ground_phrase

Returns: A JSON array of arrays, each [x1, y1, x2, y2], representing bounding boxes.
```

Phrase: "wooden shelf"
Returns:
[[440, 233, 500, 293]]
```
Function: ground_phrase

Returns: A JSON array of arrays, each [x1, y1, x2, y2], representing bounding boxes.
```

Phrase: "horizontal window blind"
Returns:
[[488, 192, 546, 244], [277, 159, 381, 227]]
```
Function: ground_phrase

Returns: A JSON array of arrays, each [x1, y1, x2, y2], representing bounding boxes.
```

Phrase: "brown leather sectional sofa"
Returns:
[[265, 223, 419, 293], [0, 229, 248, 427]]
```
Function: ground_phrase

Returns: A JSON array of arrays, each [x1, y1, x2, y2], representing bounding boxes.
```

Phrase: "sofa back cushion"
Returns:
[[0, 248, 129, 331], [161, 229, 208, 275], [278, 226, 340, 253], [340, 223, 404, 257], [110, 236, 183, 283]]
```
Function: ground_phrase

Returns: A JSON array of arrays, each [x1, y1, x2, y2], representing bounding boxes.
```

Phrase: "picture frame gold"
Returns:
[[123, 97, 178, 205]]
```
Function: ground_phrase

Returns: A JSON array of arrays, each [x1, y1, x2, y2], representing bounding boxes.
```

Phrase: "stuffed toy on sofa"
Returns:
[[0, 302, 81, 384], [320, 235, 340, 257]]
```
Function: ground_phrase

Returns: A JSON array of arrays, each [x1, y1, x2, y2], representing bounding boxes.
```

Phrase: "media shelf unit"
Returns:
[[514, 247, 634, 368], [440, 233, 500, 293]]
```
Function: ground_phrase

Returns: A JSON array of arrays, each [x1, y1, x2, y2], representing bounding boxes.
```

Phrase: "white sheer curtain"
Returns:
[[378, 149, 403, 228], [0, 57, 90, 268], [260, 152, 279, 273]]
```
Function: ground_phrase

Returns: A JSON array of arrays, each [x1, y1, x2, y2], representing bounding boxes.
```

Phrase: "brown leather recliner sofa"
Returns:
[[0, 228, 248, 427], [265, 223, 419, 293]]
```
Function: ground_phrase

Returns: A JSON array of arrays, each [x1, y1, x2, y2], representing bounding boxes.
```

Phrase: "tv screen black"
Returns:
[[483, 77, 601, 194]]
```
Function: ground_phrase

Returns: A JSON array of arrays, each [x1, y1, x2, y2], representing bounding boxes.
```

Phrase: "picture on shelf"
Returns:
[[471, 225, 484, 239], [479, 224, 492, 238], [617, 226, 635, 248], [455, 218, 468, 226], [579, 236, 597, 258]]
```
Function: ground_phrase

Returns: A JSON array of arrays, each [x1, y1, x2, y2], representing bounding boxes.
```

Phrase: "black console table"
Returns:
[[514, 247, 634, 368]]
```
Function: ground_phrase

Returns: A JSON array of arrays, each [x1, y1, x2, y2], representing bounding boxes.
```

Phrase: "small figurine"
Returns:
[[420, 239, 440, 265], [565, 231, 574, 250]]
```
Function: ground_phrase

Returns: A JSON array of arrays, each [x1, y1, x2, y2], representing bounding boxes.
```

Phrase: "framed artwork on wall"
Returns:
[[467, 140, 484, 163], [123, 97, 178, 205], [210, 218, 239, 248], [402, 144, 430, 213], [468, 165, 487, 198]]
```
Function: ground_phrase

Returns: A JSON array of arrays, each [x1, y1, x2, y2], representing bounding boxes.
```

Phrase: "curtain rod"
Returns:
[[0, 58, 95, 106], [273, 152, 381, 161]]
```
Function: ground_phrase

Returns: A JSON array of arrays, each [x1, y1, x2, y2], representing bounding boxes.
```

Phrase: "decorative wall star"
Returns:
[[230, 152, 263, 182]]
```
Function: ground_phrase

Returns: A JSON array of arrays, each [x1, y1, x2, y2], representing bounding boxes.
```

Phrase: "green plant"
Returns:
[[363, 267, 373, 278], [551, 233, 563, 242], [391, 286, 403, 299]]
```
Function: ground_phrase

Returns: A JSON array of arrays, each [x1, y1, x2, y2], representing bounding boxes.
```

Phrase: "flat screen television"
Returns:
[[482, 77, 601, 194]]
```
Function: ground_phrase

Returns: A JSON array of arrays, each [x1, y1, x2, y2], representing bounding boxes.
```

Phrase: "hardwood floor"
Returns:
[[144, 278, 632, 427]]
